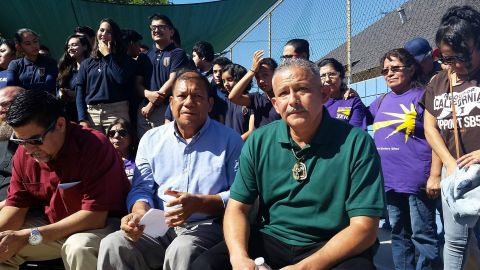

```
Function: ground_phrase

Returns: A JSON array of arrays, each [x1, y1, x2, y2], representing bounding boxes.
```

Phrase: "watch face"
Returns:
[[29, 229, 43, 245]]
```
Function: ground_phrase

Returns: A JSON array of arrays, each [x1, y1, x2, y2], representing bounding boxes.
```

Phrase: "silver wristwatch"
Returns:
[[28, 227, 43, 246]]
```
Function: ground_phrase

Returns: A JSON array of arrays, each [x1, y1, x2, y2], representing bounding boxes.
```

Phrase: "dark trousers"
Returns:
[[191, 230, 376, 270]]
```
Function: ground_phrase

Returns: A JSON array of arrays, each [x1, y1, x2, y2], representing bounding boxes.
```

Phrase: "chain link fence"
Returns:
[[224, 0, 479, 106]]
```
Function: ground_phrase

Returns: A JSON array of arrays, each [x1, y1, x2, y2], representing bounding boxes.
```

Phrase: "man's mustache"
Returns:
[[286, 104, 306, 115]]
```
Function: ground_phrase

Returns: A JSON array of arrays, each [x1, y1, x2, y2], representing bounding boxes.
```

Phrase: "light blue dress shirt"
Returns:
[[127, 117, 243, 222]]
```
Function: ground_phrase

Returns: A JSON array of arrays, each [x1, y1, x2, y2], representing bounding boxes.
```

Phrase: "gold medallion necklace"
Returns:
[[291, 148, 307, 181]]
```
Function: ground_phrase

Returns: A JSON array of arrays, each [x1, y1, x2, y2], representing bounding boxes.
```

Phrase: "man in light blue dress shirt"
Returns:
[[98, 70, 243, 270]]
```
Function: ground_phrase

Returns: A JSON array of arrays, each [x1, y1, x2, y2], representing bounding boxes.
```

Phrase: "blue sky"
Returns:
[[170, 0, 408, 102], [170, 0, 408, 66], [226, 0, 408, 65]]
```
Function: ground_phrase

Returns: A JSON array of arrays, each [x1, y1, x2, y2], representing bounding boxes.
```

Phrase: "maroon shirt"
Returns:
[[6, 122, 130, 223]]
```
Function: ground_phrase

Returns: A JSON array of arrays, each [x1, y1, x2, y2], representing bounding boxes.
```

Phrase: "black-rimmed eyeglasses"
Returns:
[[149, 25, 170, 32]]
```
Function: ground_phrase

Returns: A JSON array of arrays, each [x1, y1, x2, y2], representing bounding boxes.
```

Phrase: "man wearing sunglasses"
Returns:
[[0, 90, 130, 270], [0, 86, 23, 210]]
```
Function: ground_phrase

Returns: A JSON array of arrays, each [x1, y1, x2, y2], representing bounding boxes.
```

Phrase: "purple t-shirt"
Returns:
[[369, 88, 431, 194], [247, 92, 280, 128], [324, 96, 367, 129], [123, 158, 136, 183]]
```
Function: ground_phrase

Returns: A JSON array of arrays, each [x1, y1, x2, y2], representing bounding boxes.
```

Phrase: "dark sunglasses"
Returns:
[[381, 65, 409, 76], [10, 120, 56, 146], [280, 54, 296, 60], [108, 129, 128, 138], [439, 55, 467, 65], [439, 46, 475, 65]]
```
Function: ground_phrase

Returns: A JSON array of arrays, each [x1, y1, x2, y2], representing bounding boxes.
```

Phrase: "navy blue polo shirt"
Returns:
[[248, 92, 280, 128], [57, 68, 79, 92], [225, 99, 252, 135], [144, 43, 189, 97], [0, 70, 15, 89], [135, 53, 150, 80], [69, 69, 79, 90], [75, 54, 136, 121], [210, 84, 227, 122], [7, 55, 58, 94]]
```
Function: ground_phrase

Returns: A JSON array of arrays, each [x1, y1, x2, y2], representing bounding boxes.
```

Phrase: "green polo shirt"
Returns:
[[230, 110, 386, 246]]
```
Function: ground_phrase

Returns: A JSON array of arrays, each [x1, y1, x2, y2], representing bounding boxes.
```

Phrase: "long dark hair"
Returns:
[[436, 5, 480, 65], [380, 48, 424, 89], [91, 18, 126, 59], [106, 117, 137, 159], [57, 34, 91, 88], [222, 64, 252, 93]]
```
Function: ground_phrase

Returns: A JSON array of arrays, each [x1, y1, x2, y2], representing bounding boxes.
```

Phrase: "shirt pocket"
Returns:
[[55, 182, 84, 214], [58, 181, 84, 202], [195, 159, 225, 193]]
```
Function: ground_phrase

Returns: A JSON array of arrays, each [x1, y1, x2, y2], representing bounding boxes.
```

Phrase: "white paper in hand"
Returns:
[[139, 208, 169, 238]]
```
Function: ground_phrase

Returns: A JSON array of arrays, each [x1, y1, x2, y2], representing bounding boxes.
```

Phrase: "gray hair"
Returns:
[[273, 58, 320, 79]]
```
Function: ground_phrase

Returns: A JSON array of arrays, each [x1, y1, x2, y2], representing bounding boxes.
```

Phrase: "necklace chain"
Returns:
[[291, 148, 304, 162], [290, 148, 307, 181]]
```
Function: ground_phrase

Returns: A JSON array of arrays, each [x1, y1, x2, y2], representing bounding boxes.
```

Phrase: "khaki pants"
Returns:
[[136, 100, 167, 139], [0, 215, 120, 270], [87, 100, 130, 134]]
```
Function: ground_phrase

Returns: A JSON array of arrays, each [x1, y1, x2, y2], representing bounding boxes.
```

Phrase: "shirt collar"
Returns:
[[23, 54, 45, 65], [152, 42, 175, 53], [173, 117, 211, 143], [276, 107, 334, 147], [22, 57, 34, 65], [201, 68, 213, 77]]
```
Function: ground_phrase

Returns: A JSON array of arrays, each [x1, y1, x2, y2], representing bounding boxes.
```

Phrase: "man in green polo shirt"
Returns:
[[191, 59, 386, 270]]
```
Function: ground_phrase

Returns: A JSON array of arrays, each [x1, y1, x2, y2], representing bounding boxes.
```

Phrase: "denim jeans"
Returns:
[[442, 193, 480, 270], [387, 191, 441, 270]]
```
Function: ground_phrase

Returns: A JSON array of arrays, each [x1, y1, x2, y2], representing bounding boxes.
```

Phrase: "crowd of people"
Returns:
[[0, 4, 479, 270]]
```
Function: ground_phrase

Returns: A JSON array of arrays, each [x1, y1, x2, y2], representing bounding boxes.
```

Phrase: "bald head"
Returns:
[[0, 86, 24, 140], [0, 86, 24, 100], [0, 86, 25, 121]]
